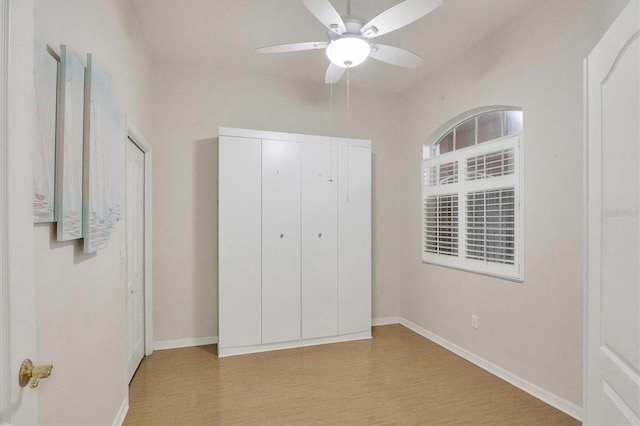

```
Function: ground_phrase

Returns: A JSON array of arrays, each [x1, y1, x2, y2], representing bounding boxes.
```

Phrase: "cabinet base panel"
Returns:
[[218, 330, 372, 358]]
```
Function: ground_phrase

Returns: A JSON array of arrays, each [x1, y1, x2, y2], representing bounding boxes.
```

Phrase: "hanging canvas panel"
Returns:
[[83, 53, 124, 253], [33, 42, 58, 222], [55, 45, 84, 240]]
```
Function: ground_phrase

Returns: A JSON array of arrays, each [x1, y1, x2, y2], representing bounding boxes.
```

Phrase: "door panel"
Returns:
[[600, 31, 640, 375], [586, 1, 640, 424], [1, 1, 38, 423], [218, 136, 262, 348], [301, 142, 337, 339], [262, 139, 301, 344], [126, 140, 145, 381], [338, 145, 371, 335]]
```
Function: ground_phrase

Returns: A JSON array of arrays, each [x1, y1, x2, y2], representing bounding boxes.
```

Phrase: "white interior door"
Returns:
[[301, 141, 338, 339], [126, 139, 145, 381], [585, 1, 640, 424], [262, 138, 301, 344], [1, 0, 38, 423]]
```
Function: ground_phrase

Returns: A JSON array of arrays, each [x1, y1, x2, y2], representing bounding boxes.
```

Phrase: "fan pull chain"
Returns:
[[346, 65, 351, 201], [329, 78, 334, 182], [347, 146, 350, 202], [347, 66, 350, 138]]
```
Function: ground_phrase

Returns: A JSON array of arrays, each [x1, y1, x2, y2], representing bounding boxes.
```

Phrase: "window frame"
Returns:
[[422, 107, 524, 282]]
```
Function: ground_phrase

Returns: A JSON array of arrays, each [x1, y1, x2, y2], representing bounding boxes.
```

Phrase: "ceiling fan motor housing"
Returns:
[[328, 16, 365, 39]]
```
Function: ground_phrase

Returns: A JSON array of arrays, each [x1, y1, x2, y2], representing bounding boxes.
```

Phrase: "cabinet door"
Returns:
[[262, 139, 301, 344], [301, 142, 338, 339], [338, 145, 372, 334], [218, 136, 262, 348]]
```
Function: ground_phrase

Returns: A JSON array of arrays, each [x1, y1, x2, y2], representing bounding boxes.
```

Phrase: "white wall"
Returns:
[[397, 0, 628, 410], [32, 0, 153, 424], [151, 67, 404, 344]]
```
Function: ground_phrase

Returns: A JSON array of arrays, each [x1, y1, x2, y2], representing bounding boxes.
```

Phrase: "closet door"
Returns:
[[262, 139, 301, 344], [338, 145, 371, 334], [218, 136, 262, 348], [301, 142, 338, 339]]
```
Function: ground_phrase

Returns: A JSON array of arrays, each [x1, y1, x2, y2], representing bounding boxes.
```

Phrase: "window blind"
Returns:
[[424, 160, 458, 187], [424, 194, 458, 256], [466, 148, 514, 181], [466, 188, 515, 265], [421, 133, 522, 280]]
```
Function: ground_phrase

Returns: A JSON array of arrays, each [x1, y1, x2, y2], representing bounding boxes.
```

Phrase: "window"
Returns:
[[422, 108, 523, 281]]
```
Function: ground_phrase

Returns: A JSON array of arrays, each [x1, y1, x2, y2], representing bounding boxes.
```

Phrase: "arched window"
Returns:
[[422, 107, 523, 281]]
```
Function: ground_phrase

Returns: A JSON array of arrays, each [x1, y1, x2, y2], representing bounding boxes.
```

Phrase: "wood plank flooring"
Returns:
[[125, 325, 579, 425]]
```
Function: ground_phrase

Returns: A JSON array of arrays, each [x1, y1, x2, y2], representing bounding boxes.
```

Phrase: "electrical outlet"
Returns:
[[471, 314, 479, 329]]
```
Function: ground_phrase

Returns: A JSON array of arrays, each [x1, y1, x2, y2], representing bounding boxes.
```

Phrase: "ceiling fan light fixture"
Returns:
[[326, 37, 370, 68]]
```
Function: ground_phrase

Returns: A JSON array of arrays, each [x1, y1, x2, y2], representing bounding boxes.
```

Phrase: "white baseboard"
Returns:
[[152, 321, 400, 351], [398, 317, 583, 422], [112, 396, 128, 426], [219, 331, 371, 358], [154, 336, 219, 351], [372, 316, 401, 326]]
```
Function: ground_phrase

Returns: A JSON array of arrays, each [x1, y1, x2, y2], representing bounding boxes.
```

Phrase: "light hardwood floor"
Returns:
[[125, 325, 579, 425]]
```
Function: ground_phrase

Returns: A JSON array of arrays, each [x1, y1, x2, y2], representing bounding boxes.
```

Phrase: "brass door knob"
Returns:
[[19, 359, 53, 388]]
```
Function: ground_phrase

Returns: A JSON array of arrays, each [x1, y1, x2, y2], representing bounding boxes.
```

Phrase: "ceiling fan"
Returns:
[[256, 0, 443, 84]]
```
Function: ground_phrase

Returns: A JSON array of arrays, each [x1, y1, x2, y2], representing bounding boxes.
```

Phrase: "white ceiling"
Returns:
[[131, 0, 538, 94]]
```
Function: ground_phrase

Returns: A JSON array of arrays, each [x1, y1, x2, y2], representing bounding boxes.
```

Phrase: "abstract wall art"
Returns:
[[83, 53, 124, 253], [55, 44, 85, 240], [33, 41, 58, 222]]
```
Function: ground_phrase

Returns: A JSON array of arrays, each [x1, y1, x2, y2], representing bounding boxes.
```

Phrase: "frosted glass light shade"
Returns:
[[326, 38, 370, 68]]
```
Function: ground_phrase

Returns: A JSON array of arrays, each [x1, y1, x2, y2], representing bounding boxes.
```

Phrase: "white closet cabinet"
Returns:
[[262, 139, 301, 344], [338, 145, 372, 334], [301, 142, 338, 339], [218, 136, 262, 348], [218, 127, 371, 357]]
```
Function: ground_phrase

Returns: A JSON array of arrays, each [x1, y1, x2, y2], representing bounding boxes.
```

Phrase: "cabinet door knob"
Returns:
[[318, 233, 322, 238], [280, 233, 284, 239]]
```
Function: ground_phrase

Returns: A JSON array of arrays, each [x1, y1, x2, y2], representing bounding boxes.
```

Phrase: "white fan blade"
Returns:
[[302, 0, 346, 35], [256, 41, 329, 54], [325, 62, 346, 84], [369, 44, 423, 68], [361, 0, 442, 38]]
